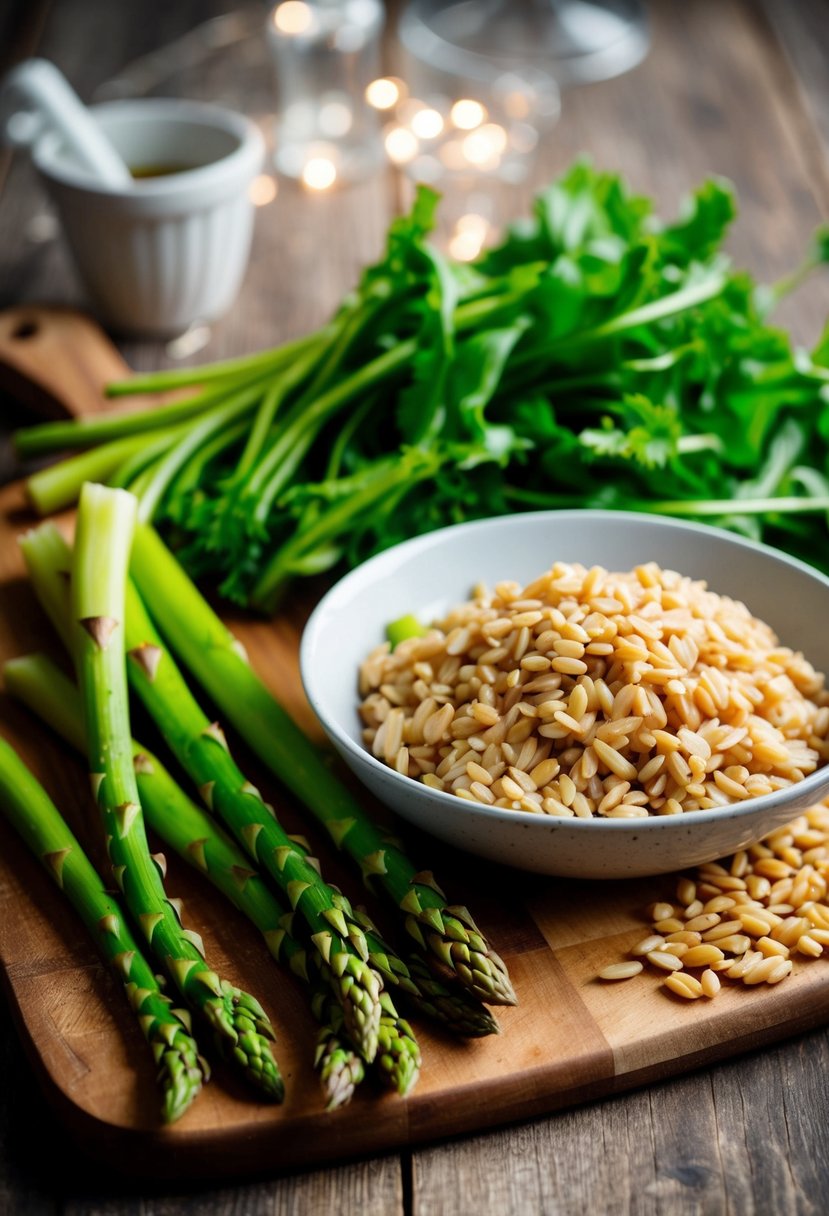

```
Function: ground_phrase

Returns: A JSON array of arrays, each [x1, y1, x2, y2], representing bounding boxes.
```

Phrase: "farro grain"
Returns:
[[711, 934, 751, 954], [654, 917, 685, 934], [666, 930, 702, 946], [631, 934, 667, 956], [701, 919, 744, 941], [664, 972, 704, 999], [796, 934, 823, 957], [725, 950, 763, 979], [661, 942, 689, 957], [598, 961, 644, 980], [700, 969, 721, 997], [684, 913, 721, 933], [756, 936, 790, 958], [681, 944, 726, 968], [647, 950, 684, 972], [359, 564, 829, 823], [702, 896, 736, 914]]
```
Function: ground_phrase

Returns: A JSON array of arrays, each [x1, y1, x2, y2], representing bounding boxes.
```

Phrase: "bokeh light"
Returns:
[[273, 1, 314, 35], [450, 99, 487, 130], [302, 157, 337, 189]]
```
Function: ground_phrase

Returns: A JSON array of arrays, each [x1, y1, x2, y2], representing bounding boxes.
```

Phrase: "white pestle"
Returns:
[[0, 58, 132, 188]]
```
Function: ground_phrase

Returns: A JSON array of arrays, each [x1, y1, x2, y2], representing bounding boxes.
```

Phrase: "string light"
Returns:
[[479, 123, 507, 154], [273, 1, 314, 35], [410, 108, 444, 140], [448, 213, 490, 261], [462, 126, 504, 169], [448, 230, 484, 261], [384, 126, 418, 164], [450, 99, 486, 130], [456, 213, 489, 239], [302, 157, 337, 189], [365, 77, 401, 110]]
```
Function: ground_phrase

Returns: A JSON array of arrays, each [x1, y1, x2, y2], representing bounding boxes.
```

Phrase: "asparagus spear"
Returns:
[[338, 894, 500, 1039], [376, 993, 421, 1097], [0, 736, 205, 1122], [64, 483, 284, 1100], [16, 517, 384, 1062], [16, 520, 502, 1040], [128, 524, 516, 1007], [403, 953, 500, 1039], [6, 652, 497, 1046], [123, 582, 384, 1061], [5, 652, 422, 1097], [312, 995, 366, 1109]]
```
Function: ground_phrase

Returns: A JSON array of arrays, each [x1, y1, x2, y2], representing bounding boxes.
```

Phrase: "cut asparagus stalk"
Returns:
[[64, 484, 284, 1100], [129, 524, 516, 1007], [0, 736, 205, 1123], [5, 652, 368, 1108]]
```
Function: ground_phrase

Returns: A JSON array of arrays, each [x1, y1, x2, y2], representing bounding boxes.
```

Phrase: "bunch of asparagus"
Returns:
[[0, 484, 515, 1120]]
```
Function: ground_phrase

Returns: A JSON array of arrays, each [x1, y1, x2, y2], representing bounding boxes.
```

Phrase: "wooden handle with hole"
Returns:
[[0, 306, 130, 421]]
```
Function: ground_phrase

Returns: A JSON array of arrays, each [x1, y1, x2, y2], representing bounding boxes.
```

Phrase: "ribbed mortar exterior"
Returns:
[[33, 99, 264, 336]]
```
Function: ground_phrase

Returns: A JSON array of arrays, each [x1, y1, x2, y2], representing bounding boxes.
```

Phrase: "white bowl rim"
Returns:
[[32, 97, 264, 198], [301, 508, 829, 836]]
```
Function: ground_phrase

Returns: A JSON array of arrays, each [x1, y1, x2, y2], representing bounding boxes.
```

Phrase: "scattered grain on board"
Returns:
[[597, 805, 829, 998], [358, 563, 829, 817]]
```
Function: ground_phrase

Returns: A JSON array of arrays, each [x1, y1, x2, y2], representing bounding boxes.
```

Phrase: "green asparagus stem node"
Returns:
[[129, 524, 517, 1007], [34, 487, 284, 1100], [0, 736, 205, 1122]]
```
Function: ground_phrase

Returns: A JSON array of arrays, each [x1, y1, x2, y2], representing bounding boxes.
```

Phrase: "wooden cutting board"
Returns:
[[1, 310, 828, 1180]]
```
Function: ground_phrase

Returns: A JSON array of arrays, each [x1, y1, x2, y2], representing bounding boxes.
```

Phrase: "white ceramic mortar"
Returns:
[[31, 98, 265, 336]]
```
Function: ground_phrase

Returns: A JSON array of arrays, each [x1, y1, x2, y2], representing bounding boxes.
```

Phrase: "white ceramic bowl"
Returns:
[[31, 99, 264, 336], [301, 511, 829, 878]]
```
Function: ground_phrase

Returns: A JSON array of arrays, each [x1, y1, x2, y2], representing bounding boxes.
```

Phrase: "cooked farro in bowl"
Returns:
[[300, 511, 829, 877]]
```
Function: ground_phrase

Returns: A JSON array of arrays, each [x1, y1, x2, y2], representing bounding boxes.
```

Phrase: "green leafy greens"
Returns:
[[16, 162, 829, 611]]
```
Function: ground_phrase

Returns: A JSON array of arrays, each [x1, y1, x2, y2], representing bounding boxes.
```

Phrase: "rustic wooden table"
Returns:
[[1, 0, 828, 1211]]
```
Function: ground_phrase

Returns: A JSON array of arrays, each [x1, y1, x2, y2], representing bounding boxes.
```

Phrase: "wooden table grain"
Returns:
[[1, 1, 828, 1212]]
